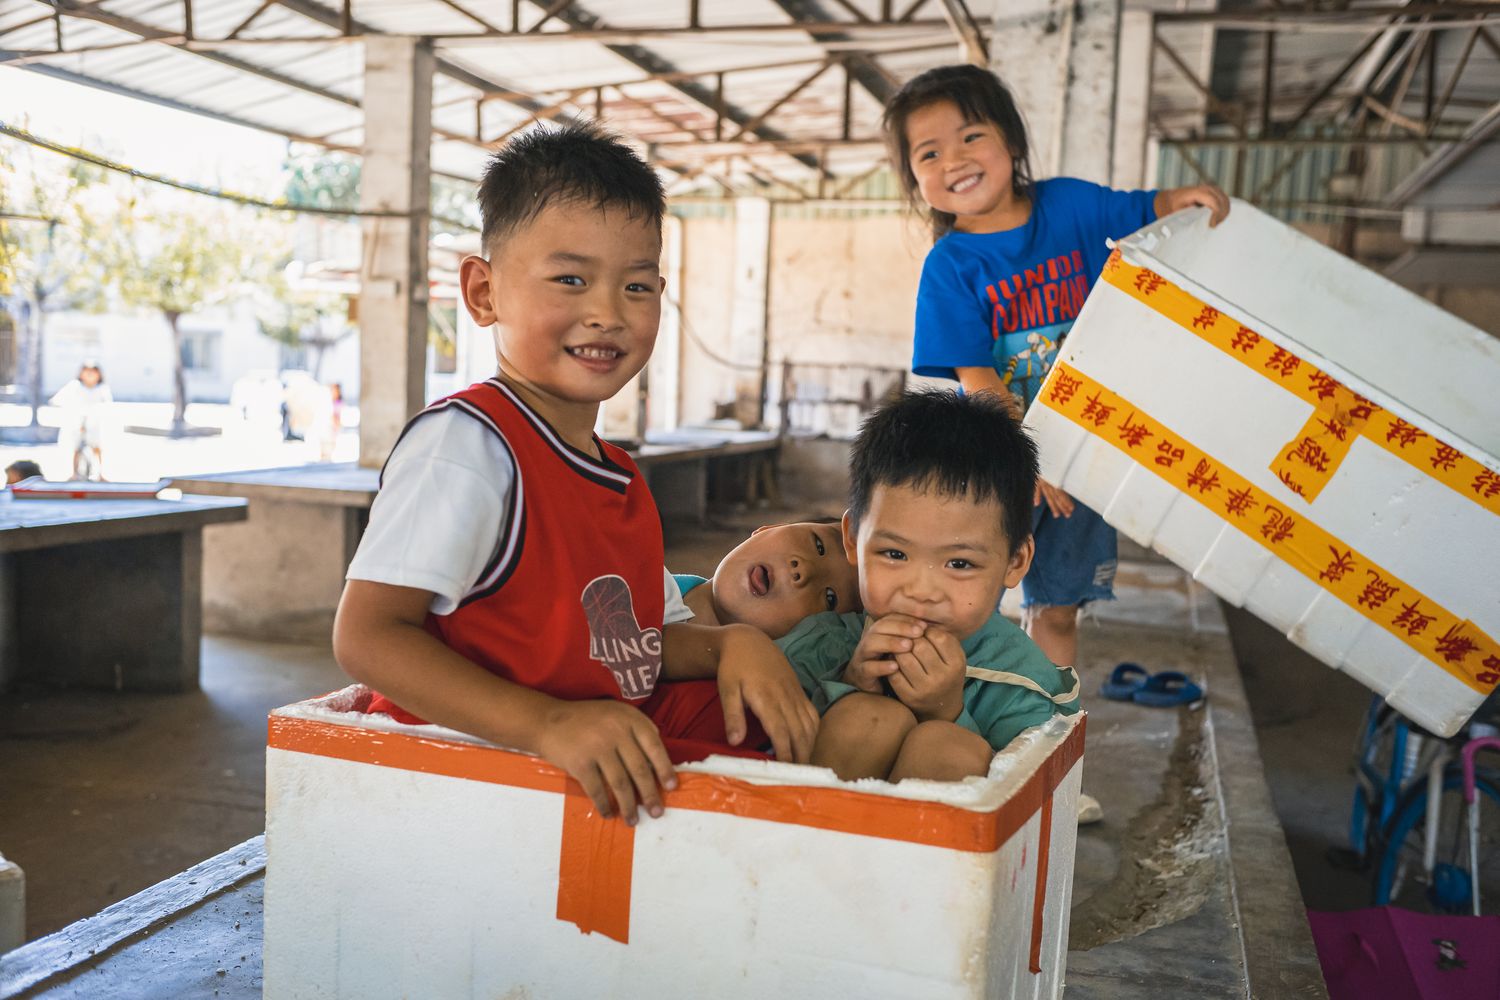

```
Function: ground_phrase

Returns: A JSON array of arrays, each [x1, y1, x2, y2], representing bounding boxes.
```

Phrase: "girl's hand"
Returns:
[[1156, 184, 1230, 226], [1035, 478, 1075, 518], [845, 613, 927, 693]]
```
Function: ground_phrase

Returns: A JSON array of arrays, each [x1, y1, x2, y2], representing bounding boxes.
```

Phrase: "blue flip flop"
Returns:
[[1101, 662, 1150, 701], [1133, 671, 1205, 707]]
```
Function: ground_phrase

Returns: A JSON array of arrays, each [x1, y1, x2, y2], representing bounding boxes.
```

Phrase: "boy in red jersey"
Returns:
[[334, 124, 818, 826]]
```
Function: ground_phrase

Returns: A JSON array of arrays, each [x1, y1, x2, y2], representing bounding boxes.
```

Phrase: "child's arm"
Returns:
[[1154, 184, 1230, 226], [662, 622, 819, 763], [954, 368, 1075, 519], [335, 579, 676, 825]]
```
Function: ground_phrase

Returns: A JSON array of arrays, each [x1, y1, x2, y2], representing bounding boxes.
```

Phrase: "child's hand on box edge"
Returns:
[[844, 613, 927, 693], [717, 626, 819, 763], [1158, 184, 1230, 226], [889, 625, 968, 724], [535, 699, 676, 826]]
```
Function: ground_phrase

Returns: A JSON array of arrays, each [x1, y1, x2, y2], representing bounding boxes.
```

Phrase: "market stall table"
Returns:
[[0, 495, 248, 692]]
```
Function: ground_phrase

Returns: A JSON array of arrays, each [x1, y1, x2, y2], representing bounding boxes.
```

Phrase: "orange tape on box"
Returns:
[[269, 714, 1087, 958], [1099, 251, 1500, 513], [1039, 362, 1500, 695]]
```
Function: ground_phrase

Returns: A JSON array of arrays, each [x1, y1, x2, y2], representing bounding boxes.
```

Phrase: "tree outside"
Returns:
[[107, 200, 273, 435], [0, 146, 110, 441]]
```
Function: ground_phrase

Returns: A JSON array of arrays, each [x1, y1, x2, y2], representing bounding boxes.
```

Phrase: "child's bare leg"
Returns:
[[1024, 603, 1079, 667], [888, 721, 993, 783], [813, 693, 917, 781]]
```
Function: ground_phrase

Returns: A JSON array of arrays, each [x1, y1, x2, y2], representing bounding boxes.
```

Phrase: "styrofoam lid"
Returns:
[[1116, 200, 1500, 465]]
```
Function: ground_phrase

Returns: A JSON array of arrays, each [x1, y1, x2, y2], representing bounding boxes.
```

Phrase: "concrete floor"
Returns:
[[0, 504, 1347, 998]]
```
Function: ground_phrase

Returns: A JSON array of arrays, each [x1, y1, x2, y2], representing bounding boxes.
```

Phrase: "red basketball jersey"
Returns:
[[369, 378, 666, 718]]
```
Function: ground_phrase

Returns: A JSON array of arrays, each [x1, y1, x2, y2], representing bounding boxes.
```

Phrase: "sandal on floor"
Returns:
[[1100, 662, 1150, 701], [1132, 671, 1205, 708]]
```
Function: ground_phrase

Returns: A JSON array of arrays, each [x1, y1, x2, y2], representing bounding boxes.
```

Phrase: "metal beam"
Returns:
[[936, 0, 987, 65], [535, 0, 829, 172], [726, 62, 834, 142], [48, 0, 361, 110], [766, 0, 900, 107]]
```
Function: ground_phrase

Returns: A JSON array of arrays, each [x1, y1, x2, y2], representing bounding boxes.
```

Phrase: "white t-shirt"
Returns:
[[347, 407, 692, 622]]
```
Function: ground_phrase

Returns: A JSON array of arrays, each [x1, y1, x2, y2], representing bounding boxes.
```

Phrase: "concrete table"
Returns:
[[632, 429, 780, 524], [169, 464, 379, 642], [0, 495, 248, 693]]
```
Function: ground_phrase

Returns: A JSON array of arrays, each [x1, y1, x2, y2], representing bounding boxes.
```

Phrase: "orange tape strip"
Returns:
[[1039, 363, 1500, 694], [1099, 251, 1500, 515], [1028, 792, 1054, 975], [268, 714, 1086, 852], [270, 713, 1088, 959], [556, 783, 636, 943]]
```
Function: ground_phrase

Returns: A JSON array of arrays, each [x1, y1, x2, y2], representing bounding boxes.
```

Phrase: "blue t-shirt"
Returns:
[[913, 177, 1156, 408]]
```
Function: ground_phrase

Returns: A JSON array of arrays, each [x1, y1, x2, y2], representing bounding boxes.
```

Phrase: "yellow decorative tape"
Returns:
[[1039, 361, 1500, 694], [1099, 251, 1500, 516]]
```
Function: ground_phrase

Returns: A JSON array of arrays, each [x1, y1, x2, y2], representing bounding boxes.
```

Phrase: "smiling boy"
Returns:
[[776, 389, 1079, 782], [334, 124, 817, 827]]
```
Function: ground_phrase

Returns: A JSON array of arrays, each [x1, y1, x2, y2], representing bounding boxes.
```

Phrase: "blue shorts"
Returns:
[[1020, 497, 1117, 609]]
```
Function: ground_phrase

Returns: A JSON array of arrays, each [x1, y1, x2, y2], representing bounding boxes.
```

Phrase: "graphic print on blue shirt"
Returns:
[[912, 177, 1156, 409]]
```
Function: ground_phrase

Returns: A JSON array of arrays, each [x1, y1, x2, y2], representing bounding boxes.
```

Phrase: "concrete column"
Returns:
[[358, 37, 434, 467], [994, 0, 1121, 183], [729, 198, 771, 427], [1112, 9, 1155, 190]]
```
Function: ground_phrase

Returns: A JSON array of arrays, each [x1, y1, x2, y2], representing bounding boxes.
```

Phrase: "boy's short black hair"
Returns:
[[848, 389, 1039, 552], [6, 459, 42, 480], [477, 121, 666, 253]]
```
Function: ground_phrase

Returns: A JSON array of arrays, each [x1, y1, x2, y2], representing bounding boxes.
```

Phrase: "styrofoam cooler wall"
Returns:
[[1025, 199, 1500, 736], [263, 688, 1084, 999]]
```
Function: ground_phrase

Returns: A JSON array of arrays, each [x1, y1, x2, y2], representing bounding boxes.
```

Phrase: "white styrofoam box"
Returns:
[[1025, 199, 1500, 736], [264, 687, 1085, 1000]]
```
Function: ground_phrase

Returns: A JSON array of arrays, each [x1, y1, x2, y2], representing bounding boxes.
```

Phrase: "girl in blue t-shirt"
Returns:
[[882, 64, 1228, 669]]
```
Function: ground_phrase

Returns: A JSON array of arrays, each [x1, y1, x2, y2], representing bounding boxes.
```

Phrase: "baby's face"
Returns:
[[843, 483, 1032, 640], [711, 521, 861, 638]]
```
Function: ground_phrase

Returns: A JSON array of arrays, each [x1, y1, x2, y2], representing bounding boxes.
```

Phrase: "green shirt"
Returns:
[[775, 611, 1080, 751]]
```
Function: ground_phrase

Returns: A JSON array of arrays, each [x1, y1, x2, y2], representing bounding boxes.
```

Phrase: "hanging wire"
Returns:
[[0, 120, 478, 232]]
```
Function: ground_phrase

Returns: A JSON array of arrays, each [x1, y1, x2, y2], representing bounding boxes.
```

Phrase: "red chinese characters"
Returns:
[[1479, 655, 1500, 688], [1116, 412, 1153, 449], [1357, 570, 1400, 610], [1155, 440, 1185, 469], [1133, 269, 1165, 296], [1391, 599, 1434, 637], [1192, 306, 1220, 331], [1319, 547, 1355, 583], [1430, 444, 1461, 472], [1347, 395, 1378, 422], [1186, 459, 1222, 494], [1264, 348, 1301, 379], [1287, 436, 1332, 473], [1047, 370, 1082, 407], [1434, 625, 1480, 665], [1231, 326, 1260, 353], [1260, 506, 1296, 544], [1319, 415, 1350, 443], [1385, 418, 1428, 450], [1471, 469, 1500, 500], [1307, 371, 1342, 401], [1081, 392, 1116, 428], [1225, 486, 1258, 518], [1276, 468, 1309, 498]]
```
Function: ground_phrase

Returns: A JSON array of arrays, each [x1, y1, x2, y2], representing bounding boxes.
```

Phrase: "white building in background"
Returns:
[[33, 294, 491, 409], [22, 215, 494, 408]]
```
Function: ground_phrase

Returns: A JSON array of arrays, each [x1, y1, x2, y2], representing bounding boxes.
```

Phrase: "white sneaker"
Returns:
[[1076, 793, 1103, 825]]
